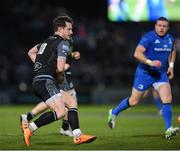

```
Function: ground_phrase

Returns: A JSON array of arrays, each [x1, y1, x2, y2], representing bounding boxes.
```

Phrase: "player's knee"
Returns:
[[68, 98, 78, 108], [162, 95, 172, 103], [129, 97, 139, 106], [55, 108, 67, 119]]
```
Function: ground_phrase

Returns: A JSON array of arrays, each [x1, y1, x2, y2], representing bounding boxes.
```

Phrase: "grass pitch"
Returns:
[[0, 104, 180, 150]]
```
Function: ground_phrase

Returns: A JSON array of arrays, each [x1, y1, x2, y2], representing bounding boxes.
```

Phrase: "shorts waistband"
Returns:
[[33, 75, 55, 82]]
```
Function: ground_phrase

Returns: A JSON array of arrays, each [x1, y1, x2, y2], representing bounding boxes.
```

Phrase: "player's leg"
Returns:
[[20, 102, 48, 130], [108, 88, 145, 129], [108, 68, 150, 129], [60, 89, 77, 137], [152, 89, 162, 115], [23, 93, 66, 146], [23, 94, 66, 146], [61, 90, 96, 144], [143, 89, 150, 98], [22, 78, 66, 146], [60, 107, 73, 137], [156, 83, 179, 139]]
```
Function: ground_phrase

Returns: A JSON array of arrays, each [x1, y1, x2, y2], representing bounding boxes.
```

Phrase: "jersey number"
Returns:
[[38, 43, 47, 54]]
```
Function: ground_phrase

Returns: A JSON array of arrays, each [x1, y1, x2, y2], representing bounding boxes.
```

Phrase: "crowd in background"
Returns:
[[0, 0, 180, 103]]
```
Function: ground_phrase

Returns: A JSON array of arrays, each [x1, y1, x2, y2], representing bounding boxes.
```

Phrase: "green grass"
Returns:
[[0, 104, 180, 150]]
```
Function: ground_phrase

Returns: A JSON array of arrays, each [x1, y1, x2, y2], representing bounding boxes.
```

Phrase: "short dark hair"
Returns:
[[53, 16, 73, 32], [156, 17, 169, 23]]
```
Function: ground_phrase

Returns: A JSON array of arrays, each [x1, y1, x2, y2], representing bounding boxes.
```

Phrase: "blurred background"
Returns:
[[0, 0, 180, 105]]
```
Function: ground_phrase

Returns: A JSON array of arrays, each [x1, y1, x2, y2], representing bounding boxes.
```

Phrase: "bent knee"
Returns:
[[129, 97, 139, 106], [69, 101, 78, 108], [161, 95, 172, 104], [55, 108, 67, 119], [67, 97, 78, 108]]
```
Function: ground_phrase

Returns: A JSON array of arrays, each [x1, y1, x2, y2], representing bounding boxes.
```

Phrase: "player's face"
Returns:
[[155, 20, 169, 36], [62, 22, 73, 40]]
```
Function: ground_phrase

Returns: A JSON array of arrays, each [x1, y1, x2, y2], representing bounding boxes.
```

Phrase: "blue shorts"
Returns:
[[133, 67, 169, 91]]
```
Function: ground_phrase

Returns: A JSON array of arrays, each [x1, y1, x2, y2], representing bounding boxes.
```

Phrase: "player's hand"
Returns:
[[72, 51, 80, 60], [151, 60, 162, 67], [167, 67, 174, 80], [64, 63, 70, 71]]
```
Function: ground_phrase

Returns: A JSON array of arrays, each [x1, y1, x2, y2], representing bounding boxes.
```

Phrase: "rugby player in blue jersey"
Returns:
[[108, 17, 179, 139]]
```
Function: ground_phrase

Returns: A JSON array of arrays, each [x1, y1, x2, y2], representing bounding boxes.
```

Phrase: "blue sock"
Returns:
[[154, 97, 162, 111], [112, 98, 130, 116], [162, 103, 172, 130]]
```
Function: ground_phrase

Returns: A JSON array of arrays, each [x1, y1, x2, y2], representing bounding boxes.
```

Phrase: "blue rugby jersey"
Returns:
[[137, 30, 174, 72]]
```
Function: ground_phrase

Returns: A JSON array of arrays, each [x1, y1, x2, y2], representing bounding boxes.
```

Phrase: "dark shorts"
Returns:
[[32, 76, 61, 102], [59, 70, 74, 91]]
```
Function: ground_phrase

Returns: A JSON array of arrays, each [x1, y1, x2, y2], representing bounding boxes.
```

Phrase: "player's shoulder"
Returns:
[[166, 33, 174, 40], [140, 30, 155, 42], [145, 30, 155, 37], [141, 30, 154, 38], [57, 40, 71, 53], [61, 40, 70, 47]]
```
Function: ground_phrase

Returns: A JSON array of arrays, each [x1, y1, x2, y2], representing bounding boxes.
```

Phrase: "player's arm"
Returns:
[[56, 62, 70, 84], [56, 57, 66, 83], [134, 45, 161, 67], [168, 45, 176, 66], [64, 63, 70, 70], [56, 41, 70, 81], [57, 58, 66, 73], [167, 45, 176, 79], [28, 46, 38, 63]]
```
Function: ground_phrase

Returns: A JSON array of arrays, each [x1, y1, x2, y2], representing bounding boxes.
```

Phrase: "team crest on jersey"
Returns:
[[154, 39, 160, 43], [62, 44, 69, 51], [138, 84, 144, 90], [34, 62, 42, 71]]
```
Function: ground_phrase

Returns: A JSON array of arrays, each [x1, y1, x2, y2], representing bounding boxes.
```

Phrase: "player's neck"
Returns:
[[54, 32, 66, 40]]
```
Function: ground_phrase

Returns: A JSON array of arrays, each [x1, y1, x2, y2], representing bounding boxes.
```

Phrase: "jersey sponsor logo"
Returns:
[[154, 47, 171, 52], [34, 62, 42, 71], [38, 43, 47, 54], [138, 84, 144, 90], [62, 44, 69, 51], [154, 39, 160, 43]]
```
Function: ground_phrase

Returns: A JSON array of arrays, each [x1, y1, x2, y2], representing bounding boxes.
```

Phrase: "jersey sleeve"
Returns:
[[57, 41, 70, 59], [36, 43, 41, 50], [138, 33, 151, 49]]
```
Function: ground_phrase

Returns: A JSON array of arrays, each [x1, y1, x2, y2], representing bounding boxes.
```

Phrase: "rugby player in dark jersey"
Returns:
[[21, 16, 96, 146], [21, 41, 80, 137]]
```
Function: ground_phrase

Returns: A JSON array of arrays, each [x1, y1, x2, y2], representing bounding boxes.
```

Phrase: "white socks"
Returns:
[[72, 129, 82, 137], [29, 122, 38, 132]]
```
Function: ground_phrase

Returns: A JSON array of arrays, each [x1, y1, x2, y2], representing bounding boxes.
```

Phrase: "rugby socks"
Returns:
[[68, 108, 81, 137], [33, 111, 58, 129], [27, 112, 35, 121], [62, 119, 69, 130], [29, 122, 38, 132], [68, 108, 79, 130], [162, 103, 172, 130], [153, 96, 162, 111], [112, 97, 130, 116]]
